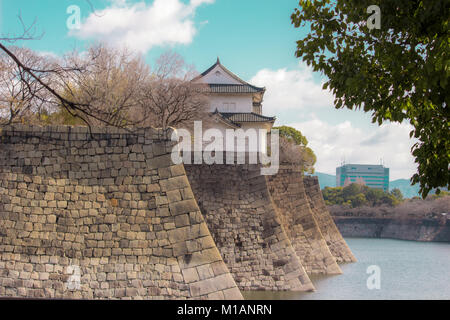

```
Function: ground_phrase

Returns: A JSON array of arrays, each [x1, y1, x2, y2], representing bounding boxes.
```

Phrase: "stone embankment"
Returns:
[[0, 125, 242, 300], [266, 165, 342, 274], [0, 125, 357, 299], [303, 176, 357, 263], [185, 163, 314, 292], [334, 217, 450, 242]]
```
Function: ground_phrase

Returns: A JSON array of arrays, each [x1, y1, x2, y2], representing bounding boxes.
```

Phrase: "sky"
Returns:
[[0, 0, 418, 180]]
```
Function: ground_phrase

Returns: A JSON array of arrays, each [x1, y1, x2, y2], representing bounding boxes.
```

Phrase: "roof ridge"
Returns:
[[192, 59, 266, 92], [197, 83, 265, 94], [209, 83, 265, 89]]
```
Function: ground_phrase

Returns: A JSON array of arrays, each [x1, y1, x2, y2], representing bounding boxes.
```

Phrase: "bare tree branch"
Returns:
[[0, 12, 44, 43], [135, 51, 210, 130], [0, 4, 209, 133]]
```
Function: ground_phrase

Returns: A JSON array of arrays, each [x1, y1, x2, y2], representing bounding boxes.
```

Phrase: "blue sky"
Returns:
[[0, 0, 417, 180], [1, 0, 303, 73]]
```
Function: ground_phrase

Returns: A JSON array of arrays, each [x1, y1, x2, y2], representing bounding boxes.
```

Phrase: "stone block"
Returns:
[[181, 267, 199, 284], [174, 214, 190, 228], [168, 199, 198, 216], [146, 154, 173, 169], [159, 176, 190, 192]]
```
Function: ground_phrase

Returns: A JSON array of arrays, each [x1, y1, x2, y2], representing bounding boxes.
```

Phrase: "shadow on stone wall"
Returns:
[[303, 176, 357, 263], [267, 165, 342, 274], [185, 163, 315, 292]]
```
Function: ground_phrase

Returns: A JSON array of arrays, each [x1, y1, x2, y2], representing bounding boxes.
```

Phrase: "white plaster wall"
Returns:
[[198, 122, 271, 153], [209, 94, 253, 113]]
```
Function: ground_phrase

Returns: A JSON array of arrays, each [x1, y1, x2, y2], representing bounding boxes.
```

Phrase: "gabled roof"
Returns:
[[193, 58, 266, 93]]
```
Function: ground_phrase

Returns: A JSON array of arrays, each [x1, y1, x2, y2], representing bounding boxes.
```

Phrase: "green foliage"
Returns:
[[39, 108, 86, 126], [430, 190, 450, 200], [366, 188, 386, 206], [351, 193, 368, 207], [291, 0, 450, 198], [322, 186, 344, 206], [342, 183, 367, 199], [302, 146, 317, 174], [323, 183, 403, 208], [390, 188, 404, 202], [273, 125, 317, 173], [274, 125, 309, 146]]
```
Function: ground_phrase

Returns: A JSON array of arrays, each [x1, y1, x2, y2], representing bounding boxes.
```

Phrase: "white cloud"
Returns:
[[249, 62, 334, 116], [288, 117, 418, 181], [36, 51, 59, 59], [249, 63, 418, 180], [71, 0, 214, 53]]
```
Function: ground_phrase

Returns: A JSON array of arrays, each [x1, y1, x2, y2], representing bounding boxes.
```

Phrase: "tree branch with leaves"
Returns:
[[291, 0, 449, 197]]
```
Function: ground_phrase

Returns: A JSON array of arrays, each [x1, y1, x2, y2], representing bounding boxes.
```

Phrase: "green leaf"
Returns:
[[292, 0, 450, 197]]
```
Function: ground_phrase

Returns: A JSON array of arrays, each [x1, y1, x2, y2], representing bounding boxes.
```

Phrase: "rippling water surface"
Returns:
[[243, 238, 450, 300]]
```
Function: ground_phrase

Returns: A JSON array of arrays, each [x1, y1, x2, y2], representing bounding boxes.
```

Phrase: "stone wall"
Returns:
[[266, 165, 341, 274], [185, 163, 314, 292], [0, 125, 242, 300], [303, 176, 356, 263], [334, 217, 450, 242]]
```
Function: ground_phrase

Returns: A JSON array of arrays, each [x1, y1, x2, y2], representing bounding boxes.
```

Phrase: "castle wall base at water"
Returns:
[[185, 163, 314, 292], [303, 176, 357, 263], [266, 165, 342, 274], [0, 125, 357, 299]]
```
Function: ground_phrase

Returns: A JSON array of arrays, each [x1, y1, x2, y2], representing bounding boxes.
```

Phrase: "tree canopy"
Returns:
[[323, 183, 404, 208], [291, 0, 449, 198], [273, 125, 317, 173], [0, 44, 209, 130], [274, 125, 309, 146]]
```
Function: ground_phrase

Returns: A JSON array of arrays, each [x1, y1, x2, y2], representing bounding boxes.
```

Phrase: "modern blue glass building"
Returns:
[[336, 164, 389, 191]]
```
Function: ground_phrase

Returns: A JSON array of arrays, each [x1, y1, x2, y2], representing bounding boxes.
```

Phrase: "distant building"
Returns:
[[336, 164, 389, 192]]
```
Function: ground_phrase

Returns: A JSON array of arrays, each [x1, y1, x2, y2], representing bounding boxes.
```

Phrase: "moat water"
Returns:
[[243, 238, 450, 300]]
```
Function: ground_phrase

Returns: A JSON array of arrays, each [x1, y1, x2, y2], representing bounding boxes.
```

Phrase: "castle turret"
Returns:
[[192, 58, 276, 130]]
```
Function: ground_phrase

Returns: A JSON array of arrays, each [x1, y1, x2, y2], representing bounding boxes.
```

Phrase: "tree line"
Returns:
[[323, 182, 450, 212], [0, 43, 210, 131], [329, 190, 449, 220], [323, 183, 405, 208]]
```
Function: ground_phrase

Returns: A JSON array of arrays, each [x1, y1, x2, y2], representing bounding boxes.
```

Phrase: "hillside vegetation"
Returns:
[[325, 183, 449, 220], [323, 183, 404, 208]]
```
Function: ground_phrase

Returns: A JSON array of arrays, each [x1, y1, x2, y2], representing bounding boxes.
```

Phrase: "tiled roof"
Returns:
[[192, 58, 266, 93], [212, 112, 241, 128], [219, 112, 276, 123], [199, 84, 265, 94]]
